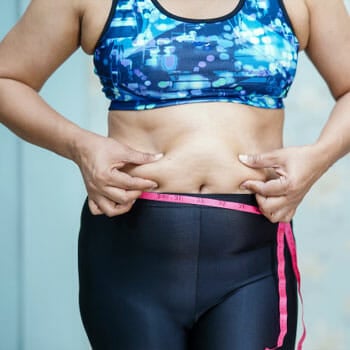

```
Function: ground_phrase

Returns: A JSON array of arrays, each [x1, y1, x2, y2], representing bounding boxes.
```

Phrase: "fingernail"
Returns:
[[239, 183, 247, 190], [238, 154, 248, 163], [154, 153, 164, 160]]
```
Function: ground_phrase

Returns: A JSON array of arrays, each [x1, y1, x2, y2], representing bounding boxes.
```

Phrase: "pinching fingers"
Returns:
[[238, 151, 280, 169], [256, 194, 295, 223], [109, 167, 158, 191], [240, 175, 289, 197], [88, 198, 104, 215]]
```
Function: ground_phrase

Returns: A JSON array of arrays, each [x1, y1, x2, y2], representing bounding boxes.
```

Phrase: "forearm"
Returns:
[[0, 77, 94, 162], [312, 91, 350, 171]]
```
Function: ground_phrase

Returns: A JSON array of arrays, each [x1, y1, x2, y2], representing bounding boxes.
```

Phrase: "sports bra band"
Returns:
[[93, 0, 299, 111]]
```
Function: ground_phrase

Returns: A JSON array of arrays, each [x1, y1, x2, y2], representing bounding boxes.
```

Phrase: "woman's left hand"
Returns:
[[238, 145, 329, 223]]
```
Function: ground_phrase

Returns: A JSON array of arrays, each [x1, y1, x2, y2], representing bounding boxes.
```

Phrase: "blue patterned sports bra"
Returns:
[[93, 0, 299, 110]]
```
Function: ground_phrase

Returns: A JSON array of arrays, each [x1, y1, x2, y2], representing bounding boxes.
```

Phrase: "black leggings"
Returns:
[[78, 193, 297, 350]]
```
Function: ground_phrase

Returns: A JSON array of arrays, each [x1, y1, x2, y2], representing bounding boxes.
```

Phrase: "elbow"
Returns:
[[333, 89, 350, 102], [0, 75, 43, 92], [330, 83, 350, 102]]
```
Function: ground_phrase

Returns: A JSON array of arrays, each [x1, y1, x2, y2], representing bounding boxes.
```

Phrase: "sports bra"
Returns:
[[93, 0, 299, 110]]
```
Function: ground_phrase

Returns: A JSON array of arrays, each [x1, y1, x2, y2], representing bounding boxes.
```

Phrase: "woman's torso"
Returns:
[[80, 0, 310, 193]]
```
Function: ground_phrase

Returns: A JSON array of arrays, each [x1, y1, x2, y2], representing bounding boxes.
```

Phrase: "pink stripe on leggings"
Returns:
[[139, 192, 305, 349]]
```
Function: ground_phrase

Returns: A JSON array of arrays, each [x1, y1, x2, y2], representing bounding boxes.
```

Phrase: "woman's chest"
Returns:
[[80, 0, 310, 54]]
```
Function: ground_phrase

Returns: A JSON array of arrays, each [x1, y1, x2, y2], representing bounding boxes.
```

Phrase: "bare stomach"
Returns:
[[108, 102, 284, 194]]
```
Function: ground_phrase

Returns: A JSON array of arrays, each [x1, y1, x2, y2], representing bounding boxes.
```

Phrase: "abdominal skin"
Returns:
[[109, 102, 284, 193]]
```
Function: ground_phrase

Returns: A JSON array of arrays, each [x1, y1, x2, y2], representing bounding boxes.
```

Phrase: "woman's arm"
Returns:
[[0, 0, 161, 217], [0, 0, 83, 155], [238, 0, 350, 223]]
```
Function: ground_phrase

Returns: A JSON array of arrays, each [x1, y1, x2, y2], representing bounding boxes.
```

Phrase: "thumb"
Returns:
[[125, 148, 164, 165], [238, 151, 281, 169]]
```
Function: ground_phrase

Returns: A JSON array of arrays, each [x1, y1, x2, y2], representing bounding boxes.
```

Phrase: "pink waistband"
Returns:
[[139, 192, 305, 350]]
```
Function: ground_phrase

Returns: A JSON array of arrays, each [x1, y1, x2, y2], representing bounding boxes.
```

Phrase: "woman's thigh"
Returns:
[[78, 194, 298, 350], [77, 198, 199, 350], [189, 249, 298, 350]]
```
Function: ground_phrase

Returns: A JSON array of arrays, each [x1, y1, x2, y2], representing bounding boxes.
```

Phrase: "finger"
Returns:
[[260, 206, 283, 224], [238, 151, 282, 169], [93, 195, 134, 217], [266, 209, 295, 223], [109, 169, 158, 190], [124, 148, 163, 165], [281, 209, 295, 223], [267, 211, 279, 224], [102, 187, 142, 205], [255, 194, 295, 223], [88, 198, 104, 215], [240, 176, 289, 197], [256, 193, 286, 214]]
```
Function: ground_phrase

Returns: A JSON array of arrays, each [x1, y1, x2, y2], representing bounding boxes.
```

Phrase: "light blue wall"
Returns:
[[0, 1, 90, 349], [284, 50, 350, 349], [0, 3, 23, 349], [1, 1, 350, 350], [284, 2, 350, 346]]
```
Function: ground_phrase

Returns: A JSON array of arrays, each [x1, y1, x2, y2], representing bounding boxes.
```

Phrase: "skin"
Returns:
[[0, 0, 349, 222]]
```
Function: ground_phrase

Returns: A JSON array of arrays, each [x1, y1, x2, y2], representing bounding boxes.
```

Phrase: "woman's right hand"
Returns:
[[74, 133, 163, 217]]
